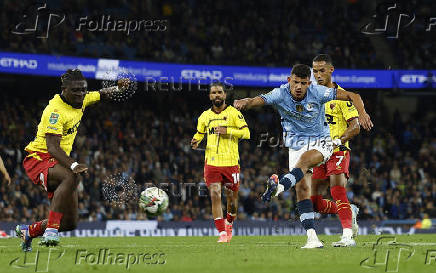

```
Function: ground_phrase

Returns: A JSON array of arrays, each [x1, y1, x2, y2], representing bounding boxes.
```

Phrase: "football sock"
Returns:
[[331, 186, 352, 229], [279, 168, 304, 192], [343, 228, 353, 238], [297, 199, 315, 231], [226, 213, 235, 224], [28, 220, 47, 238], [214, 218, 226, 234], [311, 195, 338, 214], [47, 210, 63, 230]]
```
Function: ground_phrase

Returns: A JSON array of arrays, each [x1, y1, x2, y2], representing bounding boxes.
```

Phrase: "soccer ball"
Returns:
[[139, 187, 169, 217]]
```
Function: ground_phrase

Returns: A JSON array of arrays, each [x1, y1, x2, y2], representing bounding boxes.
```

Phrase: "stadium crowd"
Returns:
[[0, 90, 435, 224], [4, 0, 430, 69]]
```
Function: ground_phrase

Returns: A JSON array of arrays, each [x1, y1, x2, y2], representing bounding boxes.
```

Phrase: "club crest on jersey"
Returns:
[[330, 103, 336, 110], [49, 113, 59, 124], [296, 105, 304, 112], [306, 103, 313, 111]]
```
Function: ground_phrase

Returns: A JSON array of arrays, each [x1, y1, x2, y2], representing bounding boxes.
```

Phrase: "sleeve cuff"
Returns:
[[258, 95, 267, 104]]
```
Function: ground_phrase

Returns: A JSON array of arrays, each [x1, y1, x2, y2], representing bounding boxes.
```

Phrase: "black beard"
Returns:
[[212, 100, 224, 107]]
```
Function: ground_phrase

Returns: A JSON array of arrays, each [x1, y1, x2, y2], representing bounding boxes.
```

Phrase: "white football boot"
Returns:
[[332, 228, 356, 247], [301, 229, 323, 249]]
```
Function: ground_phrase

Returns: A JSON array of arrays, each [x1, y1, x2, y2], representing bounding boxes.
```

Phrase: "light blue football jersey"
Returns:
[[259, 83, 336, 149]]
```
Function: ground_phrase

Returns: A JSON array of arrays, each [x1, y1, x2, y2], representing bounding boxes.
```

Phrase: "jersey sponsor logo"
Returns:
[[325, 114, 336, 125], [209, 127, 215, 134], [49, 113, 59, 124], [47, 126, 58, 131], [283, 110, 311, 122], [66, 121, 81, 135]]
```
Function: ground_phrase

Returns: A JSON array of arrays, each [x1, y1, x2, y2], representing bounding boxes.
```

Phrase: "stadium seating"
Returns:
[[0, 91, 435, 223]]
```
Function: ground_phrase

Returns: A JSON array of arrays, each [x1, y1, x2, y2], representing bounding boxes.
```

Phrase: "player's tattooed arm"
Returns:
[[337, 118, 360, 150], [99, 78, 130, 101], [336, 89, 373, 131], [0, 155, 11, 185], [46, 134, 88, 173], [233, 96, 265, 110]]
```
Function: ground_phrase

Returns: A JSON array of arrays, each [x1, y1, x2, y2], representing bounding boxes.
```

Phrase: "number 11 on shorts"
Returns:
[[232, 173, 240, 184]]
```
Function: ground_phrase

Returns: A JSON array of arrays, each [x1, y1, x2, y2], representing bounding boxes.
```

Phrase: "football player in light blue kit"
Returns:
[[234, 64, 373, 248]]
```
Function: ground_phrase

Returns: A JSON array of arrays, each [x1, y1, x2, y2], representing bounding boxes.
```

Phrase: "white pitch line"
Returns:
[[408, 242, 436, 246], [41, 242, 436, 248]]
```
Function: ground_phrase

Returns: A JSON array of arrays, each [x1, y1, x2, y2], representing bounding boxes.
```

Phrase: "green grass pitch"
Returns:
[[1, 234, 436, 273]]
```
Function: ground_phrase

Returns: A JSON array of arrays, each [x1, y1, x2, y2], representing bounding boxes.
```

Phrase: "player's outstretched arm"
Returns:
[[99, 78, 130, 100], [233, 97, 265, 111], [0, 155, 11, 185], [336, 89, 373, 131], [46, 134, 88, 174]]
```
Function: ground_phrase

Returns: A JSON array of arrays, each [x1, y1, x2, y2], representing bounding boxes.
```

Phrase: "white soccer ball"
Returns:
[[139, 187, 169, 217]]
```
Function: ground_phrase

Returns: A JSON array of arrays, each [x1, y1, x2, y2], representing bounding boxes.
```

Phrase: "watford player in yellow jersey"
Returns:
[[311, 54, 361, 247], [16, 69, 130, 251], [191, 82, 250, 243]]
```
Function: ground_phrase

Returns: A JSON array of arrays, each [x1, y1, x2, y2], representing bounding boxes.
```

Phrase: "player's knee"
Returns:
[[64, 172, 79, 189], [296, 181, 309, 195], [211, 190, 221, 200]]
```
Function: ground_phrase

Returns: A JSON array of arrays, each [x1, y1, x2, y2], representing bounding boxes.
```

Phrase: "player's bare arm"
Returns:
[[0, 155, 11, 185], [46, 134, 88, 174], [99, 78, 131, 100], [190, 138, 201, 149], [233, 96, 265, 110], [336, 89, 373, 131], [334, 118, 360, 150]]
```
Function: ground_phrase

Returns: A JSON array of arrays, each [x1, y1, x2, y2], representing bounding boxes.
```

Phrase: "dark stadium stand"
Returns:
[[3, 0, 433, 69]]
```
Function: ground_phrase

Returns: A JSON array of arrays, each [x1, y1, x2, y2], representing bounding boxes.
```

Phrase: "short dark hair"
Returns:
[[290, 64, 311, 79], [61, 69, 85, 86], [209, 81, 225, 92], [313, 54, 333, 65]]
